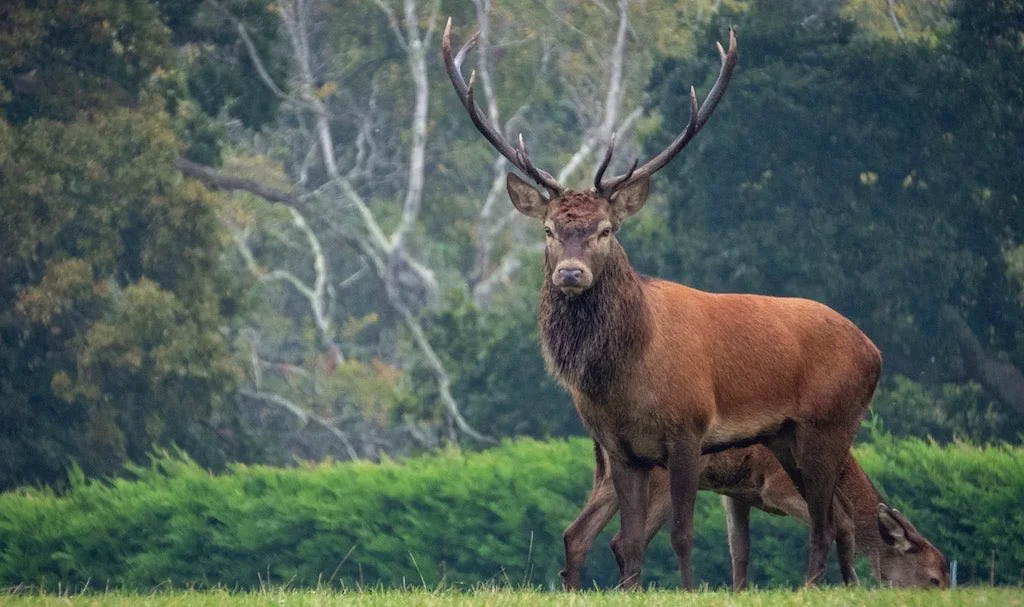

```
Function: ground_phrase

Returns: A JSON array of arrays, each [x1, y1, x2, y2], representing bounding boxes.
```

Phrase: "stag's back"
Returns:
[[640, 280, 881, 439]]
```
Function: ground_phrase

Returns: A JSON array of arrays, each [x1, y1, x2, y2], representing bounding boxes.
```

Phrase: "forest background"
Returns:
[[1, 0, 1022, 588]]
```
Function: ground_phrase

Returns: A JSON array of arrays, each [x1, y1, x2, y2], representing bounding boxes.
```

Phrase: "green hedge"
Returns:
[[0, 437, 1021, 590]]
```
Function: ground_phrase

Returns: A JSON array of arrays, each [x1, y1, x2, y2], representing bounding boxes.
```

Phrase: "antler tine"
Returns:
[[593, 133, 638, 195], [606, 157, 639, 194], [442, 18, 563, 196], [593, 133, 616, 193], [697, 28, 738, 129], [516, 134, 561, 192], [597, 28, 738, 195]]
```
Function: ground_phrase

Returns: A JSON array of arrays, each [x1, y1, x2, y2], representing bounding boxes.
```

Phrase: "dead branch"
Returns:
[[240, 388, 360, 460]]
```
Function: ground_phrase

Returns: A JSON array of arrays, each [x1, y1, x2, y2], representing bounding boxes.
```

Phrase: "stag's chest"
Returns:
[[539, 294, 650, 398], [574, 391, 673, 469]]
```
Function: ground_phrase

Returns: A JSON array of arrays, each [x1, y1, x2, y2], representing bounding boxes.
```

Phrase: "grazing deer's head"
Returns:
[[443, 18, 737, 296], [876, 504, 950, 588]]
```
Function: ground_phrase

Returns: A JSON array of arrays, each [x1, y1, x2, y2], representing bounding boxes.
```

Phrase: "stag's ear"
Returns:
[[878, 504, 919, 554], [609, 175, 650, 224], [506, 173, 548, 219]]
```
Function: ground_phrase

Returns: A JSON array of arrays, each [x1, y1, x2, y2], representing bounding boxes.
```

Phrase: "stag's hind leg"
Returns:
[[768, 422, 853, 586], [666, 430, 702, 590]]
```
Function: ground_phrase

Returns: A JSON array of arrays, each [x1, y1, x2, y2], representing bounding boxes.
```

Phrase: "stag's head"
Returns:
[[505, 172, 648, 295], [443, 18, 736, 296], [876, 504, 950, 588]]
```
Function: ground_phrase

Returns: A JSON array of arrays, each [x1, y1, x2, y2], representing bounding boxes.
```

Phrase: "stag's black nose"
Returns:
[[559, 268, 583, 285]]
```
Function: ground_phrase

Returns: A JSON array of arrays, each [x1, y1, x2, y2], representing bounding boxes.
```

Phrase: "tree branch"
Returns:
[[388, 0, 438, 252], [176, 157, 304, 208], [381, 276, 497, 445], [214, 0, 486, 446], [240, 388, 360, 460], [229, 208, 345, 366], [370, 0, 408, 50]]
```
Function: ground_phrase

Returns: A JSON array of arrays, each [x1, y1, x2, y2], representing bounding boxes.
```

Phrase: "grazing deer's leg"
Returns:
[[609, 461, 650, 590], [561, 477, 619, 590], [834, 488, 859, 585], [723, 495, 752, 590], [668, 431, 701, 590]]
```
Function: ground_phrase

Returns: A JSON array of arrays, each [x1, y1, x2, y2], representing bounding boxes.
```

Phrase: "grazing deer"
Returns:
[[444, 19, 882, 588], [561, 440, 949, 589]]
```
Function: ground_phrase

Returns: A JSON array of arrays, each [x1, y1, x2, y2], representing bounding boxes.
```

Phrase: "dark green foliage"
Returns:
[[179, 0, 285, 132], [868, 376, 1018, 443], [0, 0, 174, 123], [0, 107, 241, 490], [0, 0, 271, 489], [0, 437, 1020, 590]]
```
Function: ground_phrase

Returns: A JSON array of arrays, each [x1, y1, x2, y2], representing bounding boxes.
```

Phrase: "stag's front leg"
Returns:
[[668, 431, 701, 590], [608, 460, 650, 590]]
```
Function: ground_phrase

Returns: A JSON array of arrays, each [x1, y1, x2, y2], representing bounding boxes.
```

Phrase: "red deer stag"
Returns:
[[443, 19, 881, 589], [561, 441, 949, 589]]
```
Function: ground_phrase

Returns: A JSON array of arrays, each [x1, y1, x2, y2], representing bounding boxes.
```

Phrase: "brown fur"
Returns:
[[509, 173, 882, 589], [560, 440, 950, 590]]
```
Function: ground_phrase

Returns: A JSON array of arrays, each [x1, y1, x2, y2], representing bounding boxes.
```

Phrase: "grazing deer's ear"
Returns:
[[609, 175, 650, 224], [878, 504, 918, 554], [506, 173, 548, 219]]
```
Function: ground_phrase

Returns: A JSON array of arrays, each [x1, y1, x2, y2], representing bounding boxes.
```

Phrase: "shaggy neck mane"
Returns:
[[539, 240, 651, 397]]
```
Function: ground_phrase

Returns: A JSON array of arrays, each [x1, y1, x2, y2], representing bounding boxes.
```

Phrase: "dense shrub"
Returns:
[[0, 437, 1021, 590]]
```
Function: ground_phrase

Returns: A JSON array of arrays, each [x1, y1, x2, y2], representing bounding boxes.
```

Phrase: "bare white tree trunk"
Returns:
[[389, 0, 436, 253], [885, 0, 908, 42], [238, 0, 491, 444]]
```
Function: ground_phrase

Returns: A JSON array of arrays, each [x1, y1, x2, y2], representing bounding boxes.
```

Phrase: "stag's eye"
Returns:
[[599, 227, 612, 238], [544, 227, 554, 238]]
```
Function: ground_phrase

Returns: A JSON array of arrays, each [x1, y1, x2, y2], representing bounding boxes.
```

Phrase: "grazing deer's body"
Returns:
[[561, 441, 950, 590], [444, 19, 880, 589]]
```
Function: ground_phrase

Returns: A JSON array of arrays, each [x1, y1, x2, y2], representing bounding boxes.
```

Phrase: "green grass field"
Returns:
[[3, 588, 1021, 606]]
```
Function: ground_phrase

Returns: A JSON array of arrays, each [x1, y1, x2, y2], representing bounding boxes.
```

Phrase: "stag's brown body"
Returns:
[[561, 441, 949, 590], [444, 18, 881, 589], [531, 192, 880, 588], [538, 241, 881, 465]]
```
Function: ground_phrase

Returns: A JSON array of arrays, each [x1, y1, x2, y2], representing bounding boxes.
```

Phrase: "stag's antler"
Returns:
[[442, 18, 564, 197], [595, 29, 738, 196]]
